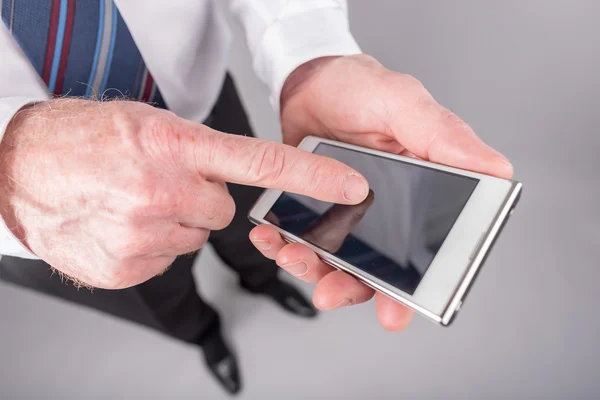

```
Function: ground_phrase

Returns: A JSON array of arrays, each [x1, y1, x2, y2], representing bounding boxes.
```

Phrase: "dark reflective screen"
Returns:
[[266, 144, 479, 295]]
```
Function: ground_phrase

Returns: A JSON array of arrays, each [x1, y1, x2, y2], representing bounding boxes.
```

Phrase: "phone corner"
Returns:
[[440, 312, 457, 328], [246, 214, 258, 226], [297, 135, 317, 147], [247, 208, 263, 227]]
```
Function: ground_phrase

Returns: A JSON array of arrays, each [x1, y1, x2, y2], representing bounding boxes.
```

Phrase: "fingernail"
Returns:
[[329, 298, 353, 309], [251, 240, 271, 250], [343, 173, 369, 203], [281, 261, 309, 277]]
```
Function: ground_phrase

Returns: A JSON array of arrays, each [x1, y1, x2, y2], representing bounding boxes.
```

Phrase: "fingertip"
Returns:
[[313, 271, 375, 309], [313, 289, 351, 310], [376, 293, 414, 332], [249, 224, 275, 241], [482, 143, 514, 179], [478, 154, 514, 180], [249, 224, 287, 258], [380, 309, 414, 332], [342, 172, 370, 204], [496, 157, 514, 179], [312, 291, 330, 311], [420, 115, 515, 180], [312, 274, 341, 310]]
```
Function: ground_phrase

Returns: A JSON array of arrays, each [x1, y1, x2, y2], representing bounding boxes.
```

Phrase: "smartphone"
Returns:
[[248, 136, 522, 326]]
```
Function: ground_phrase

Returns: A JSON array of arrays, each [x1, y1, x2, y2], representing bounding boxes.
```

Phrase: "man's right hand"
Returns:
[[0, 99, 369, 289]]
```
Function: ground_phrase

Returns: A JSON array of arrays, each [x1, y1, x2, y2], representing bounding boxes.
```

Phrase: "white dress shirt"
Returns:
[[0, 0, 361, 259]]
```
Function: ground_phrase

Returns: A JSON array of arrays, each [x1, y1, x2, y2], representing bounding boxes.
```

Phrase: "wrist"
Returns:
[[280, 56, 341, 115], [279, 54, 383, 116]]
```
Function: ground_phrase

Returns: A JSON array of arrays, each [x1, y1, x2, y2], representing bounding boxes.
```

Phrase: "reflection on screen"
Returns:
[[266, 144, 479, 295]]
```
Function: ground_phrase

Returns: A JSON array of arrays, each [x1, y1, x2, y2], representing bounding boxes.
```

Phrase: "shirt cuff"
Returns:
[[0, 97, 44, 259], [255, 6, 362, 113]]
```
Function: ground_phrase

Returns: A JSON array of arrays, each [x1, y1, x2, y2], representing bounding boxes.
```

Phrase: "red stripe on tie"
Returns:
[[141, 72, 154, 102], [54, 0, 76, 95], [42, 0, 61, 86]]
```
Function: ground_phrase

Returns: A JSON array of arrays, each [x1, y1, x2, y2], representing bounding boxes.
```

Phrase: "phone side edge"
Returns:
[[440, 180, 523, 326]]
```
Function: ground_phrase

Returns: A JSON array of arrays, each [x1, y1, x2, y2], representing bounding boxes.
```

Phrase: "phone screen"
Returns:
[[265, 143, 480, 295]]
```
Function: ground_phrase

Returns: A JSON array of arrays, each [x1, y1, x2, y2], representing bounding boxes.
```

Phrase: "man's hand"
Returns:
[[250, 54, 514, 331], [0, 99, 369, 289]]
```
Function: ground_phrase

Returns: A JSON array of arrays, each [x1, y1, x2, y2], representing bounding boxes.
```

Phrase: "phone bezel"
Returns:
[[248, 136, 522, 325]]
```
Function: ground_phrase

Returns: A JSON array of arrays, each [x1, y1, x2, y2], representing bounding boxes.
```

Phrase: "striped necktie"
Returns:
[[1, 0, 167, 107]]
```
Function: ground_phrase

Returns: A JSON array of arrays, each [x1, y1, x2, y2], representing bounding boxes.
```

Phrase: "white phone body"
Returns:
[[248, 136, 522, 326]]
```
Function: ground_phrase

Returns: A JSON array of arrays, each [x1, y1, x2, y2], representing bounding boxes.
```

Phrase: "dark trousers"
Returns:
[[0, 74, 277, 344]]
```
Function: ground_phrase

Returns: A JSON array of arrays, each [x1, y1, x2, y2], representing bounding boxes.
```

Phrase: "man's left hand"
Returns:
[[250, 54, 514, 331]]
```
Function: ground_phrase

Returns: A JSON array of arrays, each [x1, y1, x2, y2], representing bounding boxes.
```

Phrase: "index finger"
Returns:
[[195, 129, 370, 205]]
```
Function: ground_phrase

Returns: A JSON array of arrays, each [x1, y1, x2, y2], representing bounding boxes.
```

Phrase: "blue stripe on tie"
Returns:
[[62, 0, 101, 97], [48, 0, 68, 93], [102, 9, 143, 99], [85, 0, 104, 97], [2, 0, 52, 76], [0, 2, 9, 19], [99, 4, 117, 94]]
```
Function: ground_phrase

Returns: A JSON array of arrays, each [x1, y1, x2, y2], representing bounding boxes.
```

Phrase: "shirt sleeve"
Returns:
[[0, 97, 44, 259], [225, 0, 362, 111]]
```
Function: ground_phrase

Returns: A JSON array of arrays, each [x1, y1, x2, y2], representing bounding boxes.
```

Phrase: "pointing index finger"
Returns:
[[196, 130, 369, 205]]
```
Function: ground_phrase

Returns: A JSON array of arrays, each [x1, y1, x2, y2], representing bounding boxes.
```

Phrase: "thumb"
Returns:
[[386, 80, 514, 179], [192, 127, 369, 205]]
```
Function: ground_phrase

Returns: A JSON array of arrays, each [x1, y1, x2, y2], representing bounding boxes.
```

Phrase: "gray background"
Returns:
[[2, 0, 599, 398]]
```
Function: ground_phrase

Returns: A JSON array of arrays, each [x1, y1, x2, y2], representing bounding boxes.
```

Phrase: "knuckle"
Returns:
[[426, 109, 475, 161], [197, 183, 236, 229], [181, 229, 210, 253], [102, 257, 166, 290], [140, 112, 184, 163], [389, 75, 432, 116], [98, 261, 131, 290], [109, 223, 158, 259], [124, 175, 176, 218], [152, 188, 179, 215], [188, 126, 212, 174], [204, 133, 240, 172], [438, 109, 473, 133], [304, 159, 329, 193], [218, 194, 236, 229], [397, 74, 426, 92], [82, 252, 128, 289], [246, 141, 286, 185], [141, 185, 177, 216], [144, 113, 177, 140]]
